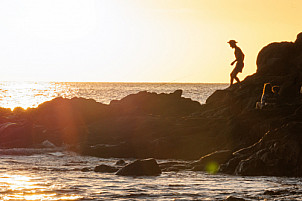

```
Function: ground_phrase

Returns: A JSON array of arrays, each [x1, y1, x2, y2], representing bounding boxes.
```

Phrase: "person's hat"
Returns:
[[228, 40, 237, 45]]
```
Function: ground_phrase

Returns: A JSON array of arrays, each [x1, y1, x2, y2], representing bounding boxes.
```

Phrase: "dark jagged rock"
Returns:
[[0, 89, 202, 154], [116, 158, 161, 176], [110, 89, 201, 116], [221, 122, 302, 177], [94, 164, 118, 173]]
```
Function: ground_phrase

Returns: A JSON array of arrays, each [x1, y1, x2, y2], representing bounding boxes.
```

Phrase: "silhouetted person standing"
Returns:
[[228, 40, 245, 86]]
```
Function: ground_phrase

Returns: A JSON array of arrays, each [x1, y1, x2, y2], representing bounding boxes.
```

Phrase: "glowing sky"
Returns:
[[0, 0, 301, 83]]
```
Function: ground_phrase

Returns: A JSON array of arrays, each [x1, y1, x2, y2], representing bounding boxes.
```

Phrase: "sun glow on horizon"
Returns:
[[0, 82, 60, 110]]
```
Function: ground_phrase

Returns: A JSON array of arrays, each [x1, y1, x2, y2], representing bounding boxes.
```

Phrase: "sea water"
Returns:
[[0, 82, 227, 110], [0, 82, 301, 201]]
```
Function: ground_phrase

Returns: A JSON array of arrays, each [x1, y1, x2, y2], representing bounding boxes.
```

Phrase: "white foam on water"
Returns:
[[0, 147, 65, 156]]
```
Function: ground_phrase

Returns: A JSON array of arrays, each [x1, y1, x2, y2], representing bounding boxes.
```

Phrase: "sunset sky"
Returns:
[[0, 0, 301, 83]]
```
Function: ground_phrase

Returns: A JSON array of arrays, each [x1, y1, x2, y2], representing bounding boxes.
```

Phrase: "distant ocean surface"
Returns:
[[0, 81, 229, 109], [0, 82, 301, 200]]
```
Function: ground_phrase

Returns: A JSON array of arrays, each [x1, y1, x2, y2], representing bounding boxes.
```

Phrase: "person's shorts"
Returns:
[[231, 62, 244, 77]]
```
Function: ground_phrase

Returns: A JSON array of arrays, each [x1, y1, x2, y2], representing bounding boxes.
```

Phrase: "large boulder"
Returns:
[[116, 158, 161, 176], [256, 42, 294, 76]]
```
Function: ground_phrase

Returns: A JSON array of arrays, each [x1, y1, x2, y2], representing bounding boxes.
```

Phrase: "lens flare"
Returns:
[[205, 162, 219, 174]]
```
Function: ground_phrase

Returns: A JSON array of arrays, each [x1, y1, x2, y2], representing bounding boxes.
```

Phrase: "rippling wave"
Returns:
[[0, 151, 301, 200]]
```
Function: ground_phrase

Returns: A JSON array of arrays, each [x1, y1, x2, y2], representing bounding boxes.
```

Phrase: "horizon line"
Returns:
[[0, 80, 229, 84]]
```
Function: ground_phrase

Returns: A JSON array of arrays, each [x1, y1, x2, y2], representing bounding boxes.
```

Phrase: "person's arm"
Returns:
[[231, 59, 237, 65]]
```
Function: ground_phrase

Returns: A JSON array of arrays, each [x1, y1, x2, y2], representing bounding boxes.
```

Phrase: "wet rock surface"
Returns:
[[159, 161, 192, 172], [94, 164, 118, 173]]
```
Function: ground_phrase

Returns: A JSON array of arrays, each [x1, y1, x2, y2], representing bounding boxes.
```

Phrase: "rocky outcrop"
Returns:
[[0, 90, 205, 159], [116, 158, 161, 176], [220, 122, 302, 177], [1, 33, 302, 177], [217, 32, 302, 177], [110, 89, 201, 116]]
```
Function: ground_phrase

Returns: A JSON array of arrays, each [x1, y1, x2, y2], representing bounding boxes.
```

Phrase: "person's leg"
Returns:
[[230, 70, 238, 85], [230, 74, 234, 85], [233, 63, 243, 85], [234, 76, 240, 84]]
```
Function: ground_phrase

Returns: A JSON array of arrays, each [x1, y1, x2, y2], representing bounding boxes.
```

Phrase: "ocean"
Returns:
[[0, 82, 301, 201], [0, 81, 227, 110]]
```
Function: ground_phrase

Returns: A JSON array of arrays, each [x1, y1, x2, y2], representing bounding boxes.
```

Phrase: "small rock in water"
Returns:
[[81, 167, 90, 172], [115, 159, 127, 166], [225, 196, 246, 201], [263, 189, 290, 195], [116, 158, 161, 176], [94, 165, 118, 173]]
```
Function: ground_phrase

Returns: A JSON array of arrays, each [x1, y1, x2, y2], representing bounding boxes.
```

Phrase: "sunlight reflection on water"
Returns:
[[0, 81, 228, 110], [0, 82, 59, 110], [0, 174, 82, 200]]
